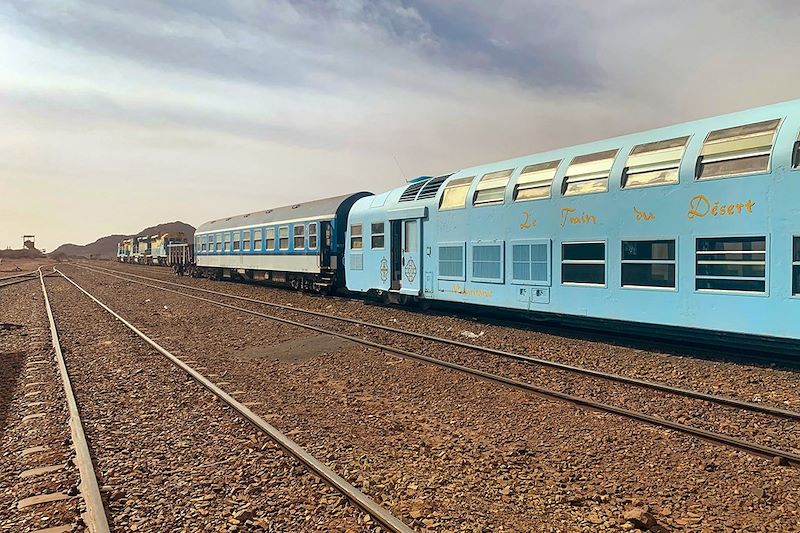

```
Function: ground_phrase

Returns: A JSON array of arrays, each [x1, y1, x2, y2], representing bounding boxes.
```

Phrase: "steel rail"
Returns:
[[0, 270, 37, 281], [54, 268, 413, 533], [80, 263, 800, 422], [70, 265, 800, 467], [39, 269, 111, 533], [0, 277, 40, 289]]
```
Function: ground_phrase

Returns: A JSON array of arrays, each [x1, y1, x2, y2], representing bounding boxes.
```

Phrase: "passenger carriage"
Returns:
[[194, 193, 371, 290], [345, 100, 800, 353]]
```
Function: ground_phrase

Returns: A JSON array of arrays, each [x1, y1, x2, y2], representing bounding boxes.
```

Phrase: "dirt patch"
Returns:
[[236, 334, 357, 362], [0, 351, 25, 431]]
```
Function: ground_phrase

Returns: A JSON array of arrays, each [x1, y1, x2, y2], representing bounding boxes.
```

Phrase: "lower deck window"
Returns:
[[438, 244, 465, 280], [253, 229, 262, 251], [471, 243, 503, 282], [696, 236, 766, 292], [243, 230, 251, 251], [511, 241, 549, 284], [350, 224, 363, 249], [793, 237, 800, 295], [233, 231, 240, 251], [223, 234, 231, 252], [562, 242, 605, 285], [621, 240, 676, 288], [266, 228, 275, 250]]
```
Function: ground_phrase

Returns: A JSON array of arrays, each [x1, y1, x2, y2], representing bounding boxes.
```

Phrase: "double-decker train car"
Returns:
[[193, 193, 370, 290], [345, 99, 800, 353]]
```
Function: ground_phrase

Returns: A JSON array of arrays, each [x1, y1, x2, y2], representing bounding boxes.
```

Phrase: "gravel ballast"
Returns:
[[52, 263, 800, 532]]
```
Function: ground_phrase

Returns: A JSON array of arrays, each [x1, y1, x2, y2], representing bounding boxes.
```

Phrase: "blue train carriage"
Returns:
[[194, 193, 371, 290], [346, 100, 800, 352]]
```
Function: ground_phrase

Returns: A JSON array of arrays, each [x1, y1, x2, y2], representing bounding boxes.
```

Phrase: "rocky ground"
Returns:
[[44, 261, 800, 532]]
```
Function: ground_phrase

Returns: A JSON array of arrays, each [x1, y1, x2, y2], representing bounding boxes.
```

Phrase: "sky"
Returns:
[[1, 1, 799, 251]]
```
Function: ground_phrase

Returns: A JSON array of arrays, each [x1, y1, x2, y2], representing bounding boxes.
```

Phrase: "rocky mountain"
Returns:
[[51, 221, 195, 259]]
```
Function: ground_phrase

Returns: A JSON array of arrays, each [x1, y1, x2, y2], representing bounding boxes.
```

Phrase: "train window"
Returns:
[[621, 240, 676, 288], [561, 242, 605, 285], [474, 168, 514, 206], [308, 223, 318, 249], [514, 160, 560, 201], [266, 227, 275, 251], [438, 243, 465, 281], [201, 236, 207, 252], [370, 222, 385, 249], [471, 243, 504, 283], [215, 234, 222, 252], [697, 119, 780, 180], [279, 226, 289, 250], [350, 224, 363, 250], [293, 225, 305, 249], [242, 230, 250, 251], [439, 176, 474, 210], [623, 137, 689, 189], [793, 237, 800, 295], [695, 237, 766, 292], [233, 231, 241, 251], [253, 229, 262, 251], [511, 240, 550, 285], [223, 233, 231, 252], [794, 131, 800, 169], [562, 149, 618, 196]]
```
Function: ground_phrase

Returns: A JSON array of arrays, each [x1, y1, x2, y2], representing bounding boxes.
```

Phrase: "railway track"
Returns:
[[0, 271, 42, 289], [38, 269, 110, 533], [74, 262, 800, 468], [53, 267, 412, 533], [81, 263, 800, 420]]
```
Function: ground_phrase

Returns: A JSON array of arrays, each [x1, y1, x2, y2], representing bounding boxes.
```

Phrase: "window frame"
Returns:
[[560, 241, 607, 287], [308, 222, 318, 249], [242, 229, 251, 252], [253, 228, 262, 251], [215, 233, 222, 252], [694, 235, 768, 296], [265, 227, 275, 251], [278, 226, 289, 251], [620, 238, 678, 291], [473, 168, 514, 207], [793, 130, 800, 169], [513, 160, 560, 202], [293, 224, 306, 250], [201, 235, 207, 252], [233, 231, 241, 252], [223, 232, 231, 252], [350, 223, 363, 250], [439, 176, 475, 211], [622, 136, 689, 190], [437, 241, 466, 282], [562, 150, 618, 197], [469, 241, 505, 284], [370, 222, 385, 250], [696, 119, 782, 181], [792, 236, 800, 297], [509, 238, 551, 286]]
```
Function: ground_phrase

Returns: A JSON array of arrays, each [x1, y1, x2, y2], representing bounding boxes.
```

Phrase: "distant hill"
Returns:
[[51, 221, 195, 259]]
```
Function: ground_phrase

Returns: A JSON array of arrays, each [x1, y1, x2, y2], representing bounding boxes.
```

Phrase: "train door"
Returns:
[[391, 219, 421, 295]]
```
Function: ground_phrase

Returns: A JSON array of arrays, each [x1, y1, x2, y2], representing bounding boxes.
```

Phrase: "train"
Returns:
[[128, 99, 800, 353], [117, 232, 192, 266]]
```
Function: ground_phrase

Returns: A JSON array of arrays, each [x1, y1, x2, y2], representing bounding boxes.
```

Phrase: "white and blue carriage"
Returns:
[[345, 99, 800, 351]]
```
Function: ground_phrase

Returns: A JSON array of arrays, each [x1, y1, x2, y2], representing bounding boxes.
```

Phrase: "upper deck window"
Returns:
[[623, 136, 689, 189], [473, 168, 513, 206], [562, 149, 618, 196], [439, 176, 474, 210], [793, 130, 800, 169], [697, 119, 780, 180], [514, 160, 560, 201]]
